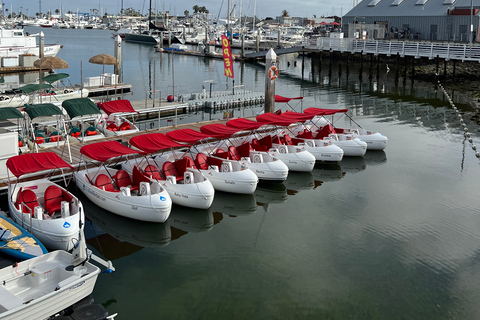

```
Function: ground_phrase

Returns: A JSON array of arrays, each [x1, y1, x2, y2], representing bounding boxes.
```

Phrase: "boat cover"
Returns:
[[166, 128, 216, 144], [80, 141, 145, 162], [6, 152, 73, 178], [62, 98, 101, 119], [16, 83, 53, 94], [303, 107, 348, 116], [256, 112, 306, 127], [130, 133, 188, 154], [97, 99, 137, 116], [42, 73, 70, 84], [275, 95, 303, 103], [226, 118, 264, 131], [278, 111, 314, 122], [0, 107, 24, 120], [200, 123, 240, 138], [25, 103, 63, 120]]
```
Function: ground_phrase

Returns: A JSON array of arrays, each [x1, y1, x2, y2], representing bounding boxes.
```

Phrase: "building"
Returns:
[[343, 0, 480, 42]]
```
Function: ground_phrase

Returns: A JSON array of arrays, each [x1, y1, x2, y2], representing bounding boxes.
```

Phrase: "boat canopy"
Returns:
[[97, 99, 137, 116], [0, 107, 24, 120], [166, 128, 216, 144], [62, 98, 101, 119], [80, 141, 146, 162], [130, 133, 187, 154], [303, 107, 348, 116], [256, 112, 306, 127], [24, 103, 63, 120], [275, 95, 303, 103], [42, 73, 70, 84], [200, 123, 240, 138], [6, 152, 73, 178], [279, 111, 315, 122], [226, 118, 264, 131], [17, 83, 53, 94]]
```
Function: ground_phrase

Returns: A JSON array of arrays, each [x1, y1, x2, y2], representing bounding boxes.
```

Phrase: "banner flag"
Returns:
[[221, 35, 234, 79]]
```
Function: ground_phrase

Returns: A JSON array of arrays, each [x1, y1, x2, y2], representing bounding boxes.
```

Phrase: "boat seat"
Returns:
[[195, 153, 209, 170], [283, 135, 294, 146], [84, 126, 97, 136], [106, 123, 118, 132], [228, 145, 242, 160], [215, 149, 228, 159], [44, 185, 73, 215], [183, 156, 197, 169], [132, 166, 152, 186], [144, 165, 164, 180], [315, 125, 334, 139], [162, 161, 182, 182], [272, 135, 281, 144], [207, 156, 224, 169], [251, 139, 263, 152], [174, 159, 189, 180], [16, 188, 40, 214], [236, 143, 251, 158], [0, 286, 23, 311], [119, 122, 131, 131], [259, 135, 273, 150], [115, 170, 138, 191], [95, 174, 117, 192], [297, 130, 314, 139]]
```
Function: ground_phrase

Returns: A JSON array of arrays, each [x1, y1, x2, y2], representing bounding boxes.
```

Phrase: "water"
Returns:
[[5, 27, 480, 319]]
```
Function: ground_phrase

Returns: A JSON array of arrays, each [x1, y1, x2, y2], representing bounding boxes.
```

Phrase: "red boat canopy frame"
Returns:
[[200, 123, 240, 138], [275, 95, 303, 103], [130, 133, 188, 154], [226, 118, 265, 131], [256, 112, 309, 127], [6, 152, 74, 178], [303, 107, 348, 116], [166, 128, 217, 144], [97, 99, 137, 116], [80, 141, 146, 162]]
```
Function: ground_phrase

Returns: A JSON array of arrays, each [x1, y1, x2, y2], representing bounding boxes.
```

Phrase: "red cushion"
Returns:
[[95, 174, 117, 192], [16, 189, 39, 214], [144, 165, 164, 180], [115, 170, 132, 189], [45, 185, 72, 215], [195, 153, 209, 170], [163, 161, 181, 181], [228, 146, 242, 160]]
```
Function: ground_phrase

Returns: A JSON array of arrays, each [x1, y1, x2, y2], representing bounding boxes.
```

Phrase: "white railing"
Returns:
[[303, 38, 480, 61]]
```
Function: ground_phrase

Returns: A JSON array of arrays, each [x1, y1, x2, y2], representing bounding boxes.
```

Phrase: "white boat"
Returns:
[[0, 28, 62, 58], [126, 132, 215, 210], [95, 99, 140, 137], [0, 94, 29, 108], [28, 73, 90, 105], [166, 128, 259, 194], [226, 117, 316, 172], [62, 98, 106, 143], [6, 152, 85, 251], [200, 123, 289, 183], [74, 140, 172, 223], [0, 250, 100, 320]]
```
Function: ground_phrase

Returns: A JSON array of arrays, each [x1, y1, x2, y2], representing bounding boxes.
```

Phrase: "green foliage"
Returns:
[[122, 7, 141, 17]]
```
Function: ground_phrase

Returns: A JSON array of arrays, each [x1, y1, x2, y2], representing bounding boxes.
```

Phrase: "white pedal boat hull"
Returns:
[[267, 145, 315, 172]]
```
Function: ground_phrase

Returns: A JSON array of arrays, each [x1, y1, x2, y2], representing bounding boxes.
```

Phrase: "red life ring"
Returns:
[[268, 66, 279, 80]]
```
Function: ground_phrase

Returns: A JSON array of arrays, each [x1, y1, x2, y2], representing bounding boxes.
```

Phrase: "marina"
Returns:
[[0, 10, 480, 320]]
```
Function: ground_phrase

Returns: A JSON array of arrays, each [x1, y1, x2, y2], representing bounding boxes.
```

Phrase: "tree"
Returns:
[[55, 9, 59, 15], [123, 7, 141, 16], [184, 10, 189, 17], [192, 5, 200, 13], [281, 10, 289, 17]]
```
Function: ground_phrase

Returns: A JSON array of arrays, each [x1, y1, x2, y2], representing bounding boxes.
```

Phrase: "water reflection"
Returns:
[[168, 206, 214, 233], [363, 150, 388, 166], [284, 172, 317, 195], [339, 157, 367, 175], [210, 191, 258, 217], [312, 163, 345, 184], [254, 183, 288, 212]]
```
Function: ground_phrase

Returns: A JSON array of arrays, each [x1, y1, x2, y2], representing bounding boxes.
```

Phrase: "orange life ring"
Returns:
[[268, 66, 279, 80]]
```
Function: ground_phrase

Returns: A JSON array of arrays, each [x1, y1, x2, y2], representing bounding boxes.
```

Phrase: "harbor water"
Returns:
[[2, 27, 480, 319]]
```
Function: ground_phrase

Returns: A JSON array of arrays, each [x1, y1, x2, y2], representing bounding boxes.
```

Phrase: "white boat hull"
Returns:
[[357, 132, 388, 150], [0, 250, 99, 320], [7, 179, 84, 251], [29, 89, 89, 105], [75, 168, 172, 222], [266, 145, 315, 172], [0, 44, 62, 58], [240, 154, 289, 182], [331, 136, 368, 157], [0, 95, 29, 108]]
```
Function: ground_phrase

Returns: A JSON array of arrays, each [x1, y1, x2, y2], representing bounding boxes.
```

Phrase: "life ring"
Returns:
[[278, 145, 288, 154], [268, 66, 279, 80]]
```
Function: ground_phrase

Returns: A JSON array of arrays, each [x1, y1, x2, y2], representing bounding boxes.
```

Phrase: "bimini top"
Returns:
[[303, 107, 348, 116], [226, 118, 264, 131], [200, 123, 240, 138], [274, 95, 303, 103], [24, 103, 63, 120], [256, 112, 311, 127], [42, 73, 70, 84], [6, 152, 73, 178], [62, 98, 101, 119], [80, 140, 145, 162], [16, 83, 52, 94], [0, 107, 24, 120], [130, 133, 187, 154], [97, 99, 137, 116], [166, 128, 216, 144]]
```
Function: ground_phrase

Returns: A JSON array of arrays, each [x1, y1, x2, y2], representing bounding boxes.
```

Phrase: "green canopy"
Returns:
[[62, 98, 100, 118], [0, 107, 24, 120], [24, 103, 64, 120], [42, 73, 70, 84], [17, 83, 53, 94]]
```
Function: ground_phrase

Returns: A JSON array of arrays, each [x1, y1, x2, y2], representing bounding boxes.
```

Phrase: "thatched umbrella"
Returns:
[[88, 54, 118, 86], [34, 56, 69, 70]]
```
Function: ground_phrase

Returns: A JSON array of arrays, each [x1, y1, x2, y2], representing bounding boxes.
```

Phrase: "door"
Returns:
[[459, 25, 467, 42], [430, 25, 437, 40]]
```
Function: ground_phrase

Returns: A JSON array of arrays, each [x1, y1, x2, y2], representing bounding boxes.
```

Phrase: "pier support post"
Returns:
[[443, 59, 447, 79], [411, 56, 415, 81], [453, 60, 456, 78], [264, 49, 277, 114], [114, 35, 122, 81], [436, 55, 439, 76]]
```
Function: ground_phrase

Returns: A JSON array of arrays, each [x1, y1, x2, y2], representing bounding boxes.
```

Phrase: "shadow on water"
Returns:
[[210, 191, 258, 217], [254, 182, 288, 212]]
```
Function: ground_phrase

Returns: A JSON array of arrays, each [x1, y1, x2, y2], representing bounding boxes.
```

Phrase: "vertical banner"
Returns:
[[221, 35, 234, 79]]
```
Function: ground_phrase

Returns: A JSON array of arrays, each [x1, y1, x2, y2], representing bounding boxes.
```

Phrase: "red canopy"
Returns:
[[330, 22, 340, 25], [226, 118, 264, 131], [80, 141, 146, 162], [256, 112, 307, 127], [166, 128, 216, 144], [97, 100, 137, 116], [319, 21, 328, 25], [303, 107, 348, 116], [130, 132, 188, 154], [280, 111, 315, 122], [6, 152, 74, 178], [275, 95, 303, 103], [200, 123, 240, 138]]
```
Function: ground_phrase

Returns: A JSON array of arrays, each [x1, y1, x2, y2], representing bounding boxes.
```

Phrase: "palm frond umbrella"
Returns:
[[34, 56, 69, 70], [88, 54, 118, 86]]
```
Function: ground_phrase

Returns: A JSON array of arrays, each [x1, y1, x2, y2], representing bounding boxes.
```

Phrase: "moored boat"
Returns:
[[95, 99, 139, 137]]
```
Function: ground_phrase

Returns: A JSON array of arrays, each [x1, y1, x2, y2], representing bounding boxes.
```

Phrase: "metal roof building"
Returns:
[[343, 0, 480, 42]]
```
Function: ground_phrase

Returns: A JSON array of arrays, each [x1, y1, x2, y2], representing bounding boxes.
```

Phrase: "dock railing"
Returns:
[[303, 38, 480, 62]]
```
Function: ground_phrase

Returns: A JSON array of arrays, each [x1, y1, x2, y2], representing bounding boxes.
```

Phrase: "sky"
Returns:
[[5, 0, 354, 19]]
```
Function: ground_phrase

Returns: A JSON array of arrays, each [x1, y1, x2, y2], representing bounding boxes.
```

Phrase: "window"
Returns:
[[368, 0, 382, 6], [443, 0, 456, 4], [391, 0, 404, 6], [415, 0, 429, 5]]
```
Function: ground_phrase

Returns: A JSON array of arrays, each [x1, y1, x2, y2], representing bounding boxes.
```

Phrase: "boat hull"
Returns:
[[199, 167, 258, 194], [357, 132, 388, 150], [0, 215, 47, 260], [268, 146, 316, 172], [29, 89, 89, 105], [160, 172, 215, 209]]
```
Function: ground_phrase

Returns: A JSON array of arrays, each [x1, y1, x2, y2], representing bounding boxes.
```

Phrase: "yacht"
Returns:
[[0, 28, 62, 58]]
